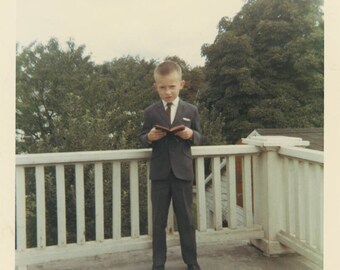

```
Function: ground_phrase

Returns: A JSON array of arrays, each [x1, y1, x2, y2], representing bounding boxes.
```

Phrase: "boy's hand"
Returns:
[[147, 127, 166, 142], [175, 127, 193, 140]]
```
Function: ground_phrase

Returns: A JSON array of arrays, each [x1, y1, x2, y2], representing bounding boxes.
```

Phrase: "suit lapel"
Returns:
[[155, 101, 170, 127]]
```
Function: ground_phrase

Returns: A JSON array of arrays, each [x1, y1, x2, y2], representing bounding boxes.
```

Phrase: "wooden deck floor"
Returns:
[[27, 240, 322, 270]]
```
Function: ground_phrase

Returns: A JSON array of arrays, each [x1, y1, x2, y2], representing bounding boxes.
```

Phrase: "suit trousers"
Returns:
[[151, 171, 197, 267]]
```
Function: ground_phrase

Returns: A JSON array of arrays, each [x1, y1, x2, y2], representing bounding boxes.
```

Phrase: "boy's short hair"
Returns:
[[154, 60, 182, 80]]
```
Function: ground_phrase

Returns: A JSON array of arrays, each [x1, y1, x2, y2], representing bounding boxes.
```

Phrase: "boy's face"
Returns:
[[154, 71, 185, 103]]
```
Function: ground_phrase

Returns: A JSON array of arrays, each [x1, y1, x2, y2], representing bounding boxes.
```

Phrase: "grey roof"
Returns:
[[247, 128, 324, 151]]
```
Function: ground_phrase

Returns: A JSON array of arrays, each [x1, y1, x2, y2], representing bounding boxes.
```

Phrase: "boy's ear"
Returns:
[[180, 80, 186, 89], [153, 82, 157, 91]]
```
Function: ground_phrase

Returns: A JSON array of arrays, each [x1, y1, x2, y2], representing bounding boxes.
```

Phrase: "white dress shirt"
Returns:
[[162, 97, 179, 124]]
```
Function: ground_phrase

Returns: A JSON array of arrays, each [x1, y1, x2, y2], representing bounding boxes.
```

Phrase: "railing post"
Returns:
[[242, 136, 309, 255]]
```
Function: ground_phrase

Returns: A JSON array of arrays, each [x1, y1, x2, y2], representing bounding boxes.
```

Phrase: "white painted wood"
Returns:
[[212, 157, 222, 230], [15, 143, 324, 268], [319, 165, 324, 253], [243, 136, 309, 147], [308, 163, 317, 248], [16, 149, 152, 166], [16, 166, 26, 251], [227, 156, 237, 229], [112, 161, 121, 239], [147, 162, 152, 236], [279, 146, 323, 164], [204, 159, 227, 185], [278, 157, 323, 262], [192, 145, 259, 157], [16, 145, 260, 166], [303, 161, 312, 245], [315, 164, 323, 252], [75, 164, 85, 244], [242, 155, 253, 227], [56, 164, 67, 246], [283, 157, 291, 235], [298, 161, 306, 240], [197, 226, 264, 244], [305, 163, 314, 246], [195, 157, 207, 231], [292, 159, 301, 240], [36, 165, 46, 249], [277, 231, 323, 267], [95, 163, 104, 242], [130, 161, 140, 238]]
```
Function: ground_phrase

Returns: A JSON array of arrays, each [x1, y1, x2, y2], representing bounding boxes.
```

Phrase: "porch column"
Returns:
[[242, 136, 309, 255]]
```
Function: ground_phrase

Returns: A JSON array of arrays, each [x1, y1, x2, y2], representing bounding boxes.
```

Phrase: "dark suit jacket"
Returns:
[[140, 99, 203, 181]]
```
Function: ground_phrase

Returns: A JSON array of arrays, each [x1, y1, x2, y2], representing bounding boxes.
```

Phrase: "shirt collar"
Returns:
[[162, 96, 179, 108]]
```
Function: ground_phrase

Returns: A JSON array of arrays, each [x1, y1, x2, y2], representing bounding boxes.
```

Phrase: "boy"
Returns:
[[140, 61, 202, 270]]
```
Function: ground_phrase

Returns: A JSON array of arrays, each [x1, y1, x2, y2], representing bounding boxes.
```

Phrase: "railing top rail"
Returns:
[[278, 146, 324, 164], [16, 145, 260, 166], [192, 145, 259, 157]]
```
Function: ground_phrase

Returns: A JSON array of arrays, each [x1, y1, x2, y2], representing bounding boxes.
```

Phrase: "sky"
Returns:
[[16, 0, 245, 67]]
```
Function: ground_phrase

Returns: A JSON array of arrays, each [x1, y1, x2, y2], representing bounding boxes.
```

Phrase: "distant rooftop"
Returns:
[[247, 128, 324, 151]]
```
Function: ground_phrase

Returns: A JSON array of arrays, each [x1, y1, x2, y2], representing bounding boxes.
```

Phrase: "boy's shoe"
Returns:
[[187, 263, 201, 270], [152, 266, 165, 270]]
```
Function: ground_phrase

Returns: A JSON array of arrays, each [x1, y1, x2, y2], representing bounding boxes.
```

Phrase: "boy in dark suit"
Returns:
[[140, 61, 202, 270]]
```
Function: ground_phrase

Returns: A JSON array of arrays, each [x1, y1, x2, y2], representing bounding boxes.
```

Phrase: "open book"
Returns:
[[154, 124, 185, 134]]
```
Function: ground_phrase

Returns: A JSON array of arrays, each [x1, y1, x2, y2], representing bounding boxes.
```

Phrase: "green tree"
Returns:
[[201, 0, 324, 143], [16, 39, 228, 246], [16, 38, 96, 153]]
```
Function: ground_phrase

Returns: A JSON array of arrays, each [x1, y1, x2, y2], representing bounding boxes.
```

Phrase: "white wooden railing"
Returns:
[[243, 136, 324, 267], [15, 137, 324, 269], [277, 146, 323, 266], [15, 145, 263, 269]]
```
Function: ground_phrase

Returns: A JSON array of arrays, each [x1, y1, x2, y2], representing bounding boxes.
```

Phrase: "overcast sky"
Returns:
[[16, 0, 245, 67]]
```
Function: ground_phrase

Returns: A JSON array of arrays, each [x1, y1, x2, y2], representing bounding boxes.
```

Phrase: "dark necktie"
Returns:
[[166, 102, 172, 123]]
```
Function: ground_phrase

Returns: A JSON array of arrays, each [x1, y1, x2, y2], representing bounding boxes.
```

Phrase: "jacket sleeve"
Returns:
[[191, 107, 203, 145], [139, 109, 153, 148]]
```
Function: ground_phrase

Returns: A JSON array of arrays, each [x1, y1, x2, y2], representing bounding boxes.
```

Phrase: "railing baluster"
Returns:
[[75, 164, 85, 244], [242, 155, 253, 227], [195, 157, 207, 231], [95, 162, 104, 241], [36, 165, 46, 249], [315, 164, 323, 251], [283, 157, 290, 234], [16, 166, 26, 251], [112, 161, 121, 239], [303, 161, 311, 245], [227, 156, 237, 229], [294, 160, 304, 240], [296, 161, 305, 241], [286, 158, 295, 236], [212, 157, 222, 230], [292, 159, 299, 238], [56, 164, 66, 246], [130, 161, 140, 238]]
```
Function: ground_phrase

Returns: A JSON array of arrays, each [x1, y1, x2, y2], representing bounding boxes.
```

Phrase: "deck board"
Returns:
[[27, 240, 321, 270]]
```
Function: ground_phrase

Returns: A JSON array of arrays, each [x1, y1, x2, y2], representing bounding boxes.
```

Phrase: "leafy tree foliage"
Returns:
[[201, 0, 324, 143], [16, 38, 96, 153], [16, 39, 226, 246]]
